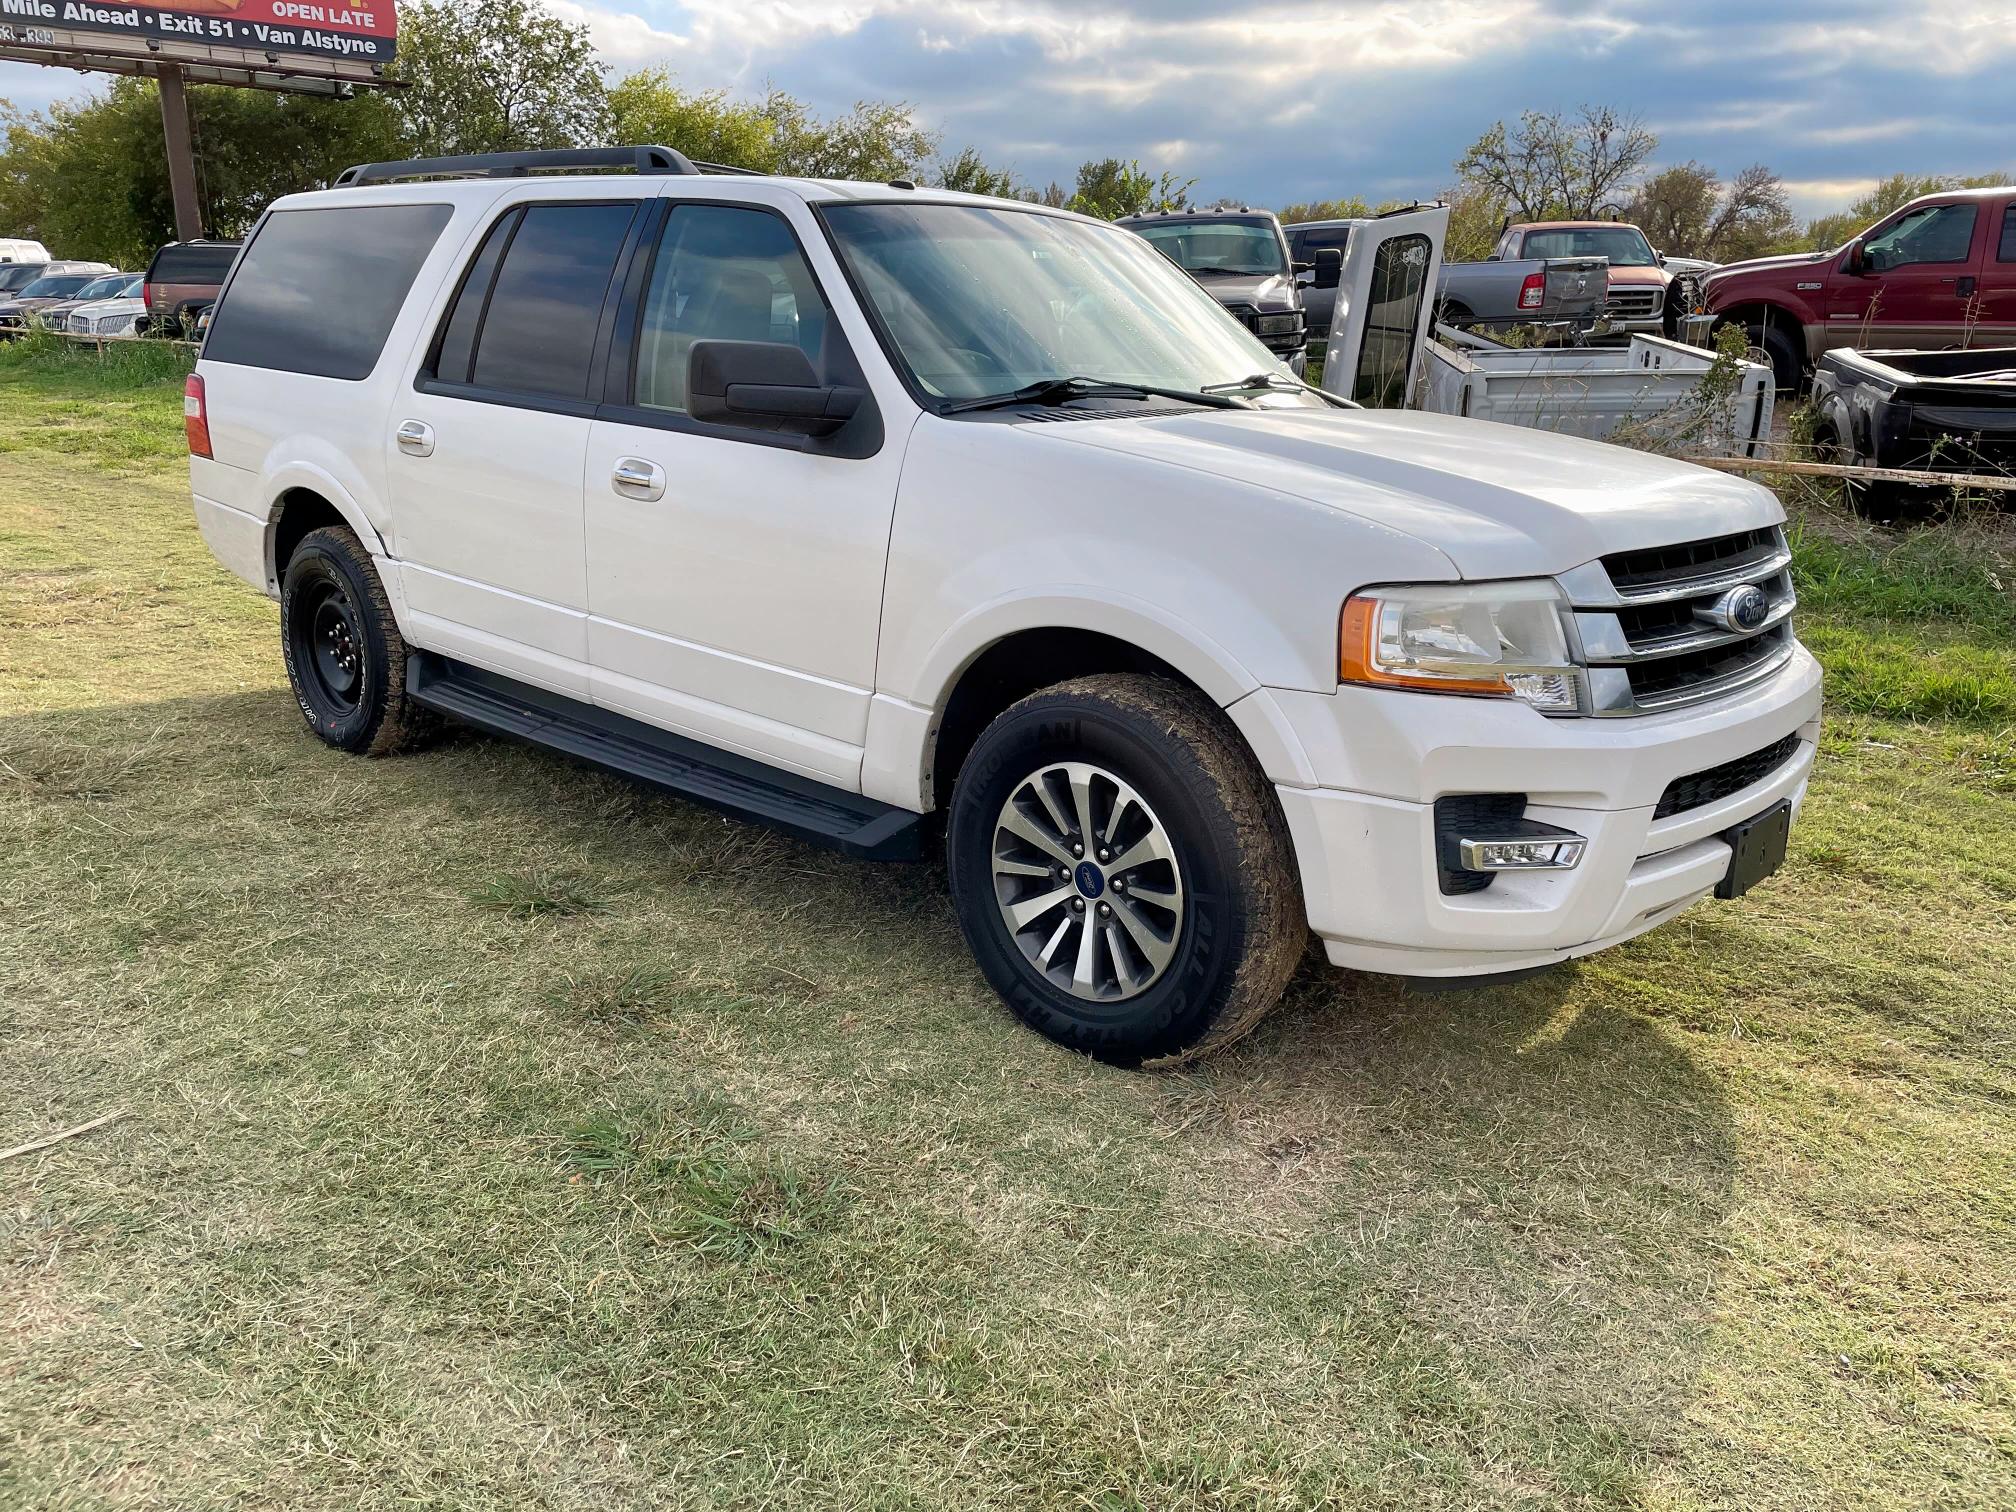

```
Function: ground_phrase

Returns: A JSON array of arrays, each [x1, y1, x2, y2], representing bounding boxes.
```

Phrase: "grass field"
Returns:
[[3, 338, 2014, 1510]]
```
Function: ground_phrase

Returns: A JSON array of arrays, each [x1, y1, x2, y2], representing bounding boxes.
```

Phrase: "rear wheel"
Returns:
[[946, 675, 1305, 1067], [279, 526, 432, 755]]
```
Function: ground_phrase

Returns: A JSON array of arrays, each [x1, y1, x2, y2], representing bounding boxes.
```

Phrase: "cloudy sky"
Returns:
[[3, 0, 2010, 219]]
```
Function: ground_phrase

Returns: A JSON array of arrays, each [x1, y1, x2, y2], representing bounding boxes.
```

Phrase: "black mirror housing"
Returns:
[[687, 340, 864, 437], [1313, 247, 1344, 289]]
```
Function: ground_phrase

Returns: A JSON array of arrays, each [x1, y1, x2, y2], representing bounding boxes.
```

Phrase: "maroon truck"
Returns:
[[1699, 185, 2016, 392]]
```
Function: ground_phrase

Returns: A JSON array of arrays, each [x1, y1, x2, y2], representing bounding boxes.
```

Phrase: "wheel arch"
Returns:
[[885, 599, 1314, 815], [263, 469, 388, 595]]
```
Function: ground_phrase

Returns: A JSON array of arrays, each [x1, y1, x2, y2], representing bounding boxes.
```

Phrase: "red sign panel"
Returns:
[[0, 0, 397, 63]]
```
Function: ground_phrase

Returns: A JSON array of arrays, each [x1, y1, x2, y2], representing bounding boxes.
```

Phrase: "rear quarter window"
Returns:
[[203, 205, 452, 381], [151, 244, 241, 283]]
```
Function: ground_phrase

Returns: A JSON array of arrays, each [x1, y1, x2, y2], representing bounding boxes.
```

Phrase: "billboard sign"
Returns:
[[0, 0, 397, 64]]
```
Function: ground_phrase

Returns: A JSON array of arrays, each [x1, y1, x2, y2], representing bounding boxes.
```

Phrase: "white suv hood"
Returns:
[[1046, 406, 1784, 580]]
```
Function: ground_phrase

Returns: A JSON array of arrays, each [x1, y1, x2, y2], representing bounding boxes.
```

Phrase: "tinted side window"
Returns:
[[431, 209, 518, 386], [154, 243, 240, 283], [1999, 205, 2016, 263], [1299, 228, 1350, 253], [204, 207, 449, 380], [467, 202, 637, 399], [634, 204, 827, 413]]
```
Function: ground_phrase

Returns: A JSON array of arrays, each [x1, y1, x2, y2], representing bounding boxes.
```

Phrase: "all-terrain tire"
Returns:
[[946, 674, 1306, 1068], [279, 526, 433, 756]]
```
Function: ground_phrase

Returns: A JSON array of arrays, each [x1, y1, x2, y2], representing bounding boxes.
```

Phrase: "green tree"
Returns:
[[1804, 171, 2011, 250], [1441, 181, 1509, 263], [390, 0, 609, 157], [1066, 157, 1194, 219], [1627, 161, 1799, 261], [758, 92, 937, 182], [0, 80, 404, 264], [1276, 196, 1373, 224], [934, 146, 1030, 199], [607, 69, 774, 169], [1455, 106, 1657, 220]]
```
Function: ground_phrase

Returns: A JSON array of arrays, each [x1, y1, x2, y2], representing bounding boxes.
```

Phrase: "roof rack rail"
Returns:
[[333, 145, 702, 188], [693, 159, 762, 177]]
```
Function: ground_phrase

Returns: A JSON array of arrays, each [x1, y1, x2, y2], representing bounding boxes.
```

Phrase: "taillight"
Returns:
[[184, 374, 212, 459], [142, 280, 152, 311], [1517, 271, 1546, 311]]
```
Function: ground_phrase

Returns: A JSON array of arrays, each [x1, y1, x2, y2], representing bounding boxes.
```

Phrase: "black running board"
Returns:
[[406, 653, 924, 861]]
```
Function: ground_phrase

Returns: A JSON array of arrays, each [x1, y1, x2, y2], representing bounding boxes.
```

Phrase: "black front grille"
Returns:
[[1655, 733, 1802, 820], [1625, 626, 1790, 704], [1602, 527, 1780, 596]]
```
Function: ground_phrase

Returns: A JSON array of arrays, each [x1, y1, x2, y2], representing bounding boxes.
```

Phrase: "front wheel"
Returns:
[[946, 675, 1306, 1067]]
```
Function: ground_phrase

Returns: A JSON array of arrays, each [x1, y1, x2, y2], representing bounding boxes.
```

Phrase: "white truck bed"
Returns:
[[1417, 330, 1773, 458]]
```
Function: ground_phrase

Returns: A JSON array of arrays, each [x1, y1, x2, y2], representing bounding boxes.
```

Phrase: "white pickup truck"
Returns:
[[185, 147, 1821, 1067]]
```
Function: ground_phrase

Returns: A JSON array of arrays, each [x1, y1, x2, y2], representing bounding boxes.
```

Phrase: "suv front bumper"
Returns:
[[1241, 644, 1823, 977]]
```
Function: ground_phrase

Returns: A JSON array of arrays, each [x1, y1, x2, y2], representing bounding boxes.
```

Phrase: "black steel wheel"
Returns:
[[279, 525, 431, 755]]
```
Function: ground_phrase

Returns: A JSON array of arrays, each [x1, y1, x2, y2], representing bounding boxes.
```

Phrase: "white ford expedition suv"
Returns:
[[186, 146, 1822, 1066]]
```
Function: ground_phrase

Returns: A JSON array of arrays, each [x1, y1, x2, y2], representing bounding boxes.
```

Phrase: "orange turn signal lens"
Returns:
[[1338, 595, 1511, 695]]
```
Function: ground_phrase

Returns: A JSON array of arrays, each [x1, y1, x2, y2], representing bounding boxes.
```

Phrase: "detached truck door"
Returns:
[[1320, 205, 1449, 408]]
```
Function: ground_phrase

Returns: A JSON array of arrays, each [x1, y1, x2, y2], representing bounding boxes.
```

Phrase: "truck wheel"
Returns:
[[1751, 321, 1804, 396], [279, 526, 432, 755], [946, 675, 1305, 1067]]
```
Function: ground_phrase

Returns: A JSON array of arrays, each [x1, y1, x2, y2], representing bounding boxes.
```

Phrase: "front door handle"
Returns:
[[395, 419, 434, 457], [1956, 275, 1978, 299], [611, 456, 666, 501]]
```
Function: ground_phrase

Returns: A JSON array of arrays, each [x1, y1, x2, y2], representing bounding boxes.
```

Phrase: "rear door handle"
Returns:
[[611, 457, 665, 501], [395, 419, 434, 457]]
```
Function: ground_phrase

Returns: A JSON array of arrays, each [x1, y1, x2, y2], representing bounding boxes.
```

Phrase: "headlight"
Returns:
[[1255, 312, 1302, 336], [1339, 581, 1582, 713]]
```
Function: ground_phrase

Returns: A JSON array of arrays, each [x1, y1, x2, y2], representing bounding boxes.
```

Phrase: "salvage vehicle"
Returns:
[[142, 238, 240, 337], [0, 266, 115, 333], [186, 146, 1822, 1066], [1697, 185, 2016, 394], [1117, 209, 1317, 370], [0, 237, 50, 265], [1490, 221, 1676, 335], [1435, 243, 1607, 332], [1812, 346, 2016, 517], [65, 275, 147, 339], [31, 271, 136, 331], [1420, 328, 1773, 454]]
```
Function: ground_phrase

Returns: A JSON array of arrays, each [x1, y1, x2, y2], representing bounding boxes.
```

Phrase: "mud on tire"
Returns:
[[946, 674, 1306, 1068], [279, 525, 432, 755]]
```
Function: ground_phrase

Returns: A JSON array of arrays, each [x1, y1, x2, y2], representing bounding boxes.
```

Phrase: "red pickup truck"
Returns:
[[1700, 185, 2016, 392]]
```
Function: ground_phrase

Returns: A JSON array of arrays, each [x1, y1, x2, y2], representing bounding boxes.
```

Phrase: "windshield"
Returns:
[[19, 274, 95, 299], [1520, 226, 1657, 267], [73, 276, 129, 302], [822, 203, 1300, 403], [1132, 219, 1287, 277], [0, 265, 44, 292]]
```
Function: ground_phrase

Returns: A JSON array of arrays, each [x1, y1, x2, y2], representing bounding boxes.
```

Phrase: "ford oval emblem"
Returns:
[[1700, 584, 1771, 633]]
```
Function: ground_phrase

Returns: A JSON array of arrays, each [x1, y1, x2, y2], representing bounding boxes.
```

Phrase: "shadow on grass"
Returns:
[[6, 686, 1736, 1500]]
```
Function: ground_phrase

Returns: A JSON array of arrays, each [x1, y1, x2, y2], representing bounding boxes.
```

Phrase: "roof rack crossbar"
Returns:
[[333, 145, 702, 187]]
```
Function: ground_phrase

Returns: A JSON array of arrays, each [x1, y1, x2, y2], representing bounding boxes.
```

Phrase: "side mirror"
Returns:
[[1845, 241, 1867, 275], [1312, 247, 1343, 289], [687, 340, 863, 438]]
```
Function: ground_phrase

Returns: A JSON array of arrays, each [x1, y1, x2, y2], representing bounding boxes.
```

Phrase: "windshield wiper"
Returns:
[[939, 375, 1253, 415], [1202, 371, 1360, 410]]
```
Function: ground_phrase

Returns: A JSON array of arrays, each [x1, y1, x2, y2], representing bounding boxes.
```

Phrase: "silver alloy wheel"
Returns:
[[991, 760, 1185, 1002]]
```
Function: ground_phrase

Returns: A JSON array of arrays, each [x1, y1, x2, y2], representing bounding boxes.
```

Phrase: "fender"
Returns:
[[859, 588, 1320, 811], [261, 464, 386, 578]]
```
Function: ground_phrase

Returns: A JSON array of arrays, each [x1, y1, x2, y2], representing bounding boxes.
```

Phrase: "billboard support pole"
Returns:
[[157, 65, 203, 242]]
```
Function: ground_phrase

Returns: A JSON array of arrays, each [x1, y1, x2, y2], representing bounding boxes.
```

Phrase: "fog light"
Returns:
[[1458, 833, 1587, 871]]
